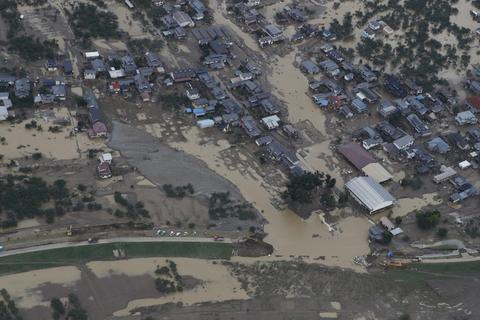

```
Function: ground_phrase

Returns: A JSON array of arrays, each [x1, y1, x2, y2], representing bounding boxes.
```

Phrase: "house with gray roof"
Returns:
[[300, 60, 320, 74], [427, 137, 450, 154], [0, 74, 16, 85], [14, 78, 30, 99], [455, 110, 477, 125]]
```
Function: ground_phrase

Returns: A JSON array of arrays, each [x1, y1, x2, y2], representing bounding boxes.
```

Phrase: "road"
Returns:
[[0, 236, 232, 258]]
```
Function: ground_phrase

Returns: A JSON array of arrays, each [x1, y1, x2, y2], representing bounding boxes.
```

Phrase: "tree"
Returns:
[[155, 278, 176, 294], [114, 191, 129, 207], [382, 231, 393, 244], [320, 193, 336, 208], [416, 210, 440, 230], [50, 298, 65, 315], [437, 227, 448, 238], [282, 172, 324, 203]]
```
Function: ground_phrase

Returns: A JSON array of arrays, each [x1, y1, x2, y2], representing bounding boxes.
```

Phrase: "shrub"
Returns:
[[50, 298, 65, 315], [32, 152, 42, 160], [437, 227, 448, 238], [416, 210, 441, 230], [114, 191, 129, 207], [155, 278, 176, 294]]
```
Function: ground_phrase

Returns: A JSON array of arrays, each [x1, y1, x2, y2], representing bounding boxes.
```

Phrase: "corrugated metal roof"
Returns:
[[346, 176, 395, 213]]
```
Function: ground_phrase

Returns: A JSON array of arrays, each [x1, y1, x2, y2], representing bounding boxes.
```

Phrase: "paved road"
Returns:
[[0, 236, 232, 258]]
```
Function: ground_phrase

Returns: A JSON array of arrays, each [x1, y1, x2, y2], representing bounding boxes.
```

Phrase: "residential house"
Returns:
[[0, 107, 9, 121], [376, 121, 404, 141], [134, 74, 152, 102], [0, 74, 16, 86], [188, 0, 206, 20], [404, 79, 423, 95], [241, 115, 262, 138], [407, 96, 428, 116], [455, 110, 478, 125], [91, 59, 106, 74], [88, 122, 108, 139], [259, 98, 280, 115], [108, 68, 126, 79], [377, 100, 398, 118], [264, 24, 284, 42], [393, 134, 414, 150], [221, 98, 242, 114], [465, 95, 480, 113], [84, 51, 100, 59], [0, 93, 12, 110], [384, 75, 407, 98], [212, 87, 226, 100], [282, 124, 299, 139], [467, 127, 480, 143], [88, 107, 103, 125], [63, 59, 73, 75], [356, 85, 379, 103], [351, 98, 368, 113], [97, 162, 112, 179], [285, 6, 307, 22], [52, 85, 66, 101], [121, 55, 137, 76], [245, 0, 260, 7], [319, 59, 340, 77], [447, 132, 470, 150], [368, 20, 381, 31], [394, 98, 411, 115], [260, 115, 281, 130], [203, 54, 228, 69], [170, 69, 196, 82], [255, 135, 273, 146], [84, 69, 96, 80], [46, 59, 57, 71], [358, 65, 377, 82], [427, 137, 450, 154], [14, 78, 30, 99], [300, 60, 320, 74], [433, 165, 457, 183], [361, 29, 376, 39], [145, 51, 165, 73], [186, 87, 200, 100], [406, 113, 431, 136], [173, 11, 195, 27]]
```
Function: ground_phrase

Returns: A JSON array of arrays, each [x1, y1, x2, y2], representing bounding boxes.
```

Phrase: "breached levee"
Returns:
[[109, 121, 370, 271]]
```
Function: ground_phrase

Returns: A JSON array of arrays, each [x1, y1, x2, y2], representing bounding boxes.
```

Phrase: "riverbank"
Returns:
[[0, 241, 232, 275]]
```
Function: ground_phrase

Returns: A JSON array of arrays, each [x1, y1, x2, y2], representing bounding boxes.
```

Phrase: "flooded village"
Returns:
[[0, 0, 480, 319]]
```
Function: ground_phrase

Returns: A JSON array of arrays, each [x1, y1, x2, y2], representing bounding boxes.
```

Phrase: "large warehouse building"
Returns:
[[346, 176, 396, 214]]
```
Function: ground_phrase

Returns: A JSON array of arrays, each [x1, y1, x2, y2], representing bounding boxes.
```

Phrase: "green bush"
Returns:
[[416, 210, 441, 230], [437, 227, 448, 238]]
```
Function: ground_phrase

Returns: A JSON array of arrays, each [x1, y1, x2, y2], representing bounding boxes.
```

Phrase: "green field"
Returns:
[[0, 242, 233, 275], [379, 260, 480, 282]]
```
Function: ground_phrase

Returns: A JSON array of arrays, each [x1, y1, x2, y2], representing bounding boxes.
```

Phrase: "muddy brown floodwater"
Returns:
[[169, 127, 370, 271], [0, 107, 104, 160], [175, 1, 371, 270], [0, 266, 81, 309], [97, 258, 249, 316]]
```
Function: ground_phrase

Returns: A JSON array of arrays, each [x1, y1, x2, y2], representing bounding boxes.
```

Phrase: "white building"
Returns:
[[261, 115, 280, 130], [346, 176, 396, 214]]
